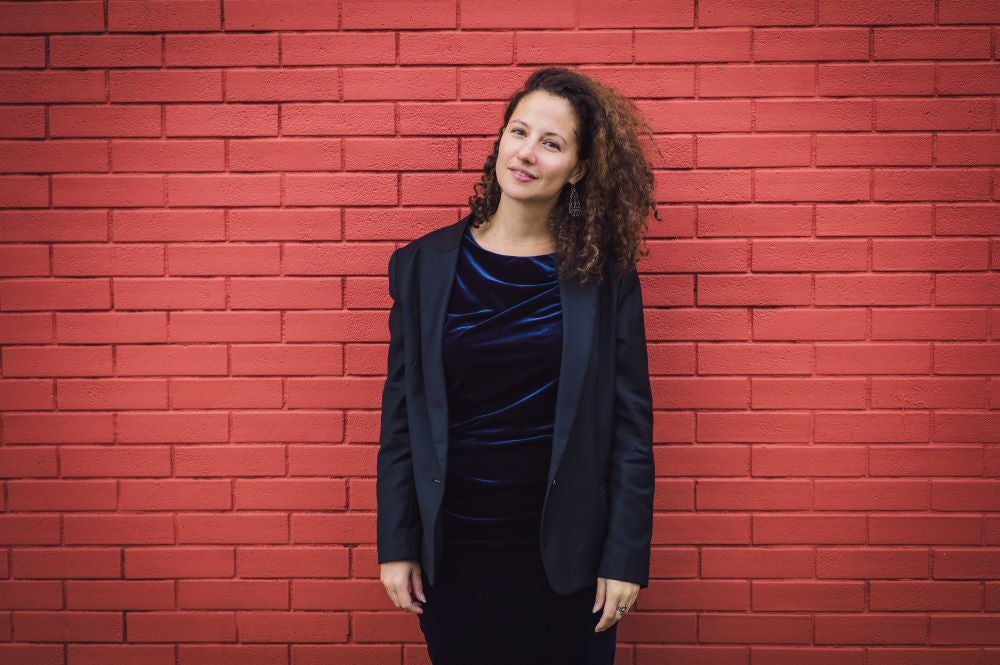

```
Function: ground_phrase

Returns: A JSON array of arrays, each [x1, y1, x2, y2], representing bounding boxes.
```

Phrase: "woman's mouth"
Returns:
[[510, 168, 537, 182]]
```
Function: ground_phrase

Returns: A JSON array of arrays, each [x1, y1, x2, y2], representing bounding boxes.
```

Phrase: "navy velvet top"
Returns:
[[441, 223, 563, 549]]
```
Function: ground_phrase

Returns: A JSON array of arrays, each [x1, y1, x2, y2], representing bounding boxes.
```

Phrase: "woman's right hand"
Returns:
[[380, 560, 427, 615]]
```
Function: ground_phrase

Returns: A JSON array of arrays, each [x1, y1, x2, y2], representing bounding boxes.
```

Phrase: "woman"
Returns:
[[376, 67, 660, 664]]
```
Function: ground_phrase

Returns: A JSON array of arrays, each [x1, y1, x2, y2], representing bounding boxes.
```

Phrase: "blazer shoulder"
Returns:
[[391, 218, 462, 265]]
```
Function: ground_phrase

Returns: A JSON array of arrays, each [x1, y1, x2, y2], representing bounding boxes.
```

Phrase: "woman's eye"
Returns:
[[510, 128, 559, 150]]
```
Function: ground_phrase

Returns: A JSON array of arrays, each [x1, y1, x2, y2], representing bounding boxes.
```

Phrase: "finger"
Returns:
[[386, 585, 401, 609], [394, 583, 414, 613], [595, 594, 622, 632], [592, 578, 606, 613], [411, 567, 427, 603]]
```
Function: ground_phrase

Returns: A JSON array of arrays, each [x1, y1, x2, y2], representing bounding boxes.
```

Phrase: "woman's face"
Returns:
[[495, 90, 587, 208]]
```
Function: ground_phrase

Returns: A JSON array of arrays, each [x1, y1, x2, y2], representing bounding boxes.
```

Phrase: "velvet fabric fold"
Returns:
[[440, 223, 562, 549]]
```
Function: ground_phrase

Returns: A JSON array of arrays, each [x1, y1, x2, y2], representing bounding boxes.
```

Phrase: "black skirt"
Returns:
[[417, 541, 618, 665]]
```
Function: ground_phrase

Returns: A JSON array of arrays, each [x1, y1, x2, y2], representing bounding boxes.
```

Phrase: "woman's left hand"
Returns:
[[593, 577, 639, 632]]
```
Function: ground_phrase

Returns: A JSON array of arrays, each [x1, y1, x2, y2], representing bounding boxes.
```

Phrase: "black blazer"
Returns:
[[376, 212, 654, 595]]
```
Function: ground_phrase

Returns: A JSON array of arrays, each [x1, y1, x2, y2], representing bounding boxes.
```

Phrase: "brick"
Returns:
[[753, 308, 867, 341], [230, 138, 341, 171], [637, 28, 750, 62], [818, 0, 934, 24], [228, 208, 343, 240], [0, 71, 104, 103], [53, 175, 165, 207], [344, 138, 458, 171], [814, 412, 930, 443], [0, 105, 45, 138], [751, 378, 866, 409], [110, 70, 223, 102], [753, 239, 867, 271], [872, 309, 986, 341], [698, 343, 811, 375], [873, 239, 989, 271], [755, 27, 868, 61], [702, 64, 814, 97], [646, 98, 750, 132], [166, 33, 278, 66], [935, 204, 1000, 236], [398, 30, 512, 65], [275, 103, 394, 136], [817, 63, 934, 97], [876, 99, 993, 130], [756, 99, 872, 131], [283, 173, 398, 206], [645, 308, 748, 342], [934, 411, 1000, 444], [112, 209, 224, 241], [817, 274, 931, 306], [111, 139, 225, 172], [166, 242, 283, 278], [49, 104, 162, 138], [227, 68, 340, 101], [108, 0, 220, 31], [935, 344, 1000, 374], [871, 379, 987, 409], [646, 239, 748, 273], [937, 274, 1000, 304], [51, 35, 161, 67], [816, 133, 932, 167], [814, 480, 930, 510], [0, 1, 104, 34], [460, 0, 572, 30], [755, 169, 869, 202], [938, 63, 1000, 94], [0, 175, 48, 207], [698, 275, 812, 305], [698, 134, 810, 167], [817, 343, 931, 375], [699, 411, 811, 443], [170, 312, 281, 342], [281, 31, 395, 65], [0, 140, 108, 173], [939, 0, 1000, 23], [817, 204, 934, 236], [698, 204, 812, 237], [165, 104, 278, 137], [753, 445, 866, 477], [517, 30, 632, 63], [0, 37, 45, 69], [656, 169, 752, 202], [816, 614, 928, 645], [875, 168, 992, 201], [868, 446, 983, 476], [875, 27, 991, 60], [699, 0, 814, 27], [937, 134, 1000, 166]]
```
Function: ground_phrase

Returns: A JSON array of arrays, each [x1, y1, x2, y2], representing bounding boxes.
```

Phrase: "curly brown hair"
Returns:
[[467, 66, 662, 285]]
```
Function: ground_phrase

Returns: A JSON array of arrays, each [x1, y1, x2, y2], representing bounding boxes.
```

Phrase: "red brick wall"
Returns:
[[1, 1, 998, 663]]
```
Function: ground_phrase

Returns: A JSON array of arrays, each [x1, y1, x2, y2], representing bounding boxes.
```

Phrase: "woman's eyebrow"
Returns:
[[511, 119, 565, 141]]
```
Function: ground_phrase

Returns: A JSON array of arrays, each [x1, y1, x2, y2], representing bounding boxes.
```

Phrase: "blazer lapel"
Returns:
[[418, 214, 597, 485]]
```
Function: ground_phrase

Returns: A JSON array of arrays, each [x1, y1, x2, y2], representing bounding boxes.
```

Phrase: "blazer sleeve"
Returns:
[[375, 248, 423, 563], [597, 266, 655, 588]]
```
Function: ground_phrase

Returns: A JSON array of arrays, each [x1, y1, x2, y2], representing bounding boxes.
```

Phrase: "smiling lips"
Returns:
[[510, 168, 537, 180]]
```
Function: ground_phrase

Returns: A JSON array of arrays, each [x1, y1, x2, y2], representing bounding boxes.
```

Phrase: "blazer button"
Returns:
[[433, 479, 441, 484]]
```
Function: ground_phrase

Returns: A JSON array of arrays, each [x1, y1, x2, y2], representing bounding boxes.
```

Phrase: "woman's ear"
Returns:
[[572, 160, 588, 185]]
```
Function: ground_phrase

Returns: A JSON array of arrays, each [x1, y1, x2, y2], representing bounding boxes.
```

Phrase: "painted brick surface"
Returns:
[[0, 1, 998, 663]]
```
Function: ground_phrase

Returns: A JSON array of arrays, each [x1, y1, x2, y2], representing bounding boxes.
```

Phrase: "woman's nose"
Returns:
[[516, 142, 536, 162]]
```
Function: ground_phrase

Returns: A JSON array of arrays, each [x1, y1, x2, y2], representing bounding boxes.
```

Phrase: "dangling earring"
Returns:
[[568, 182, 582, 217]]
